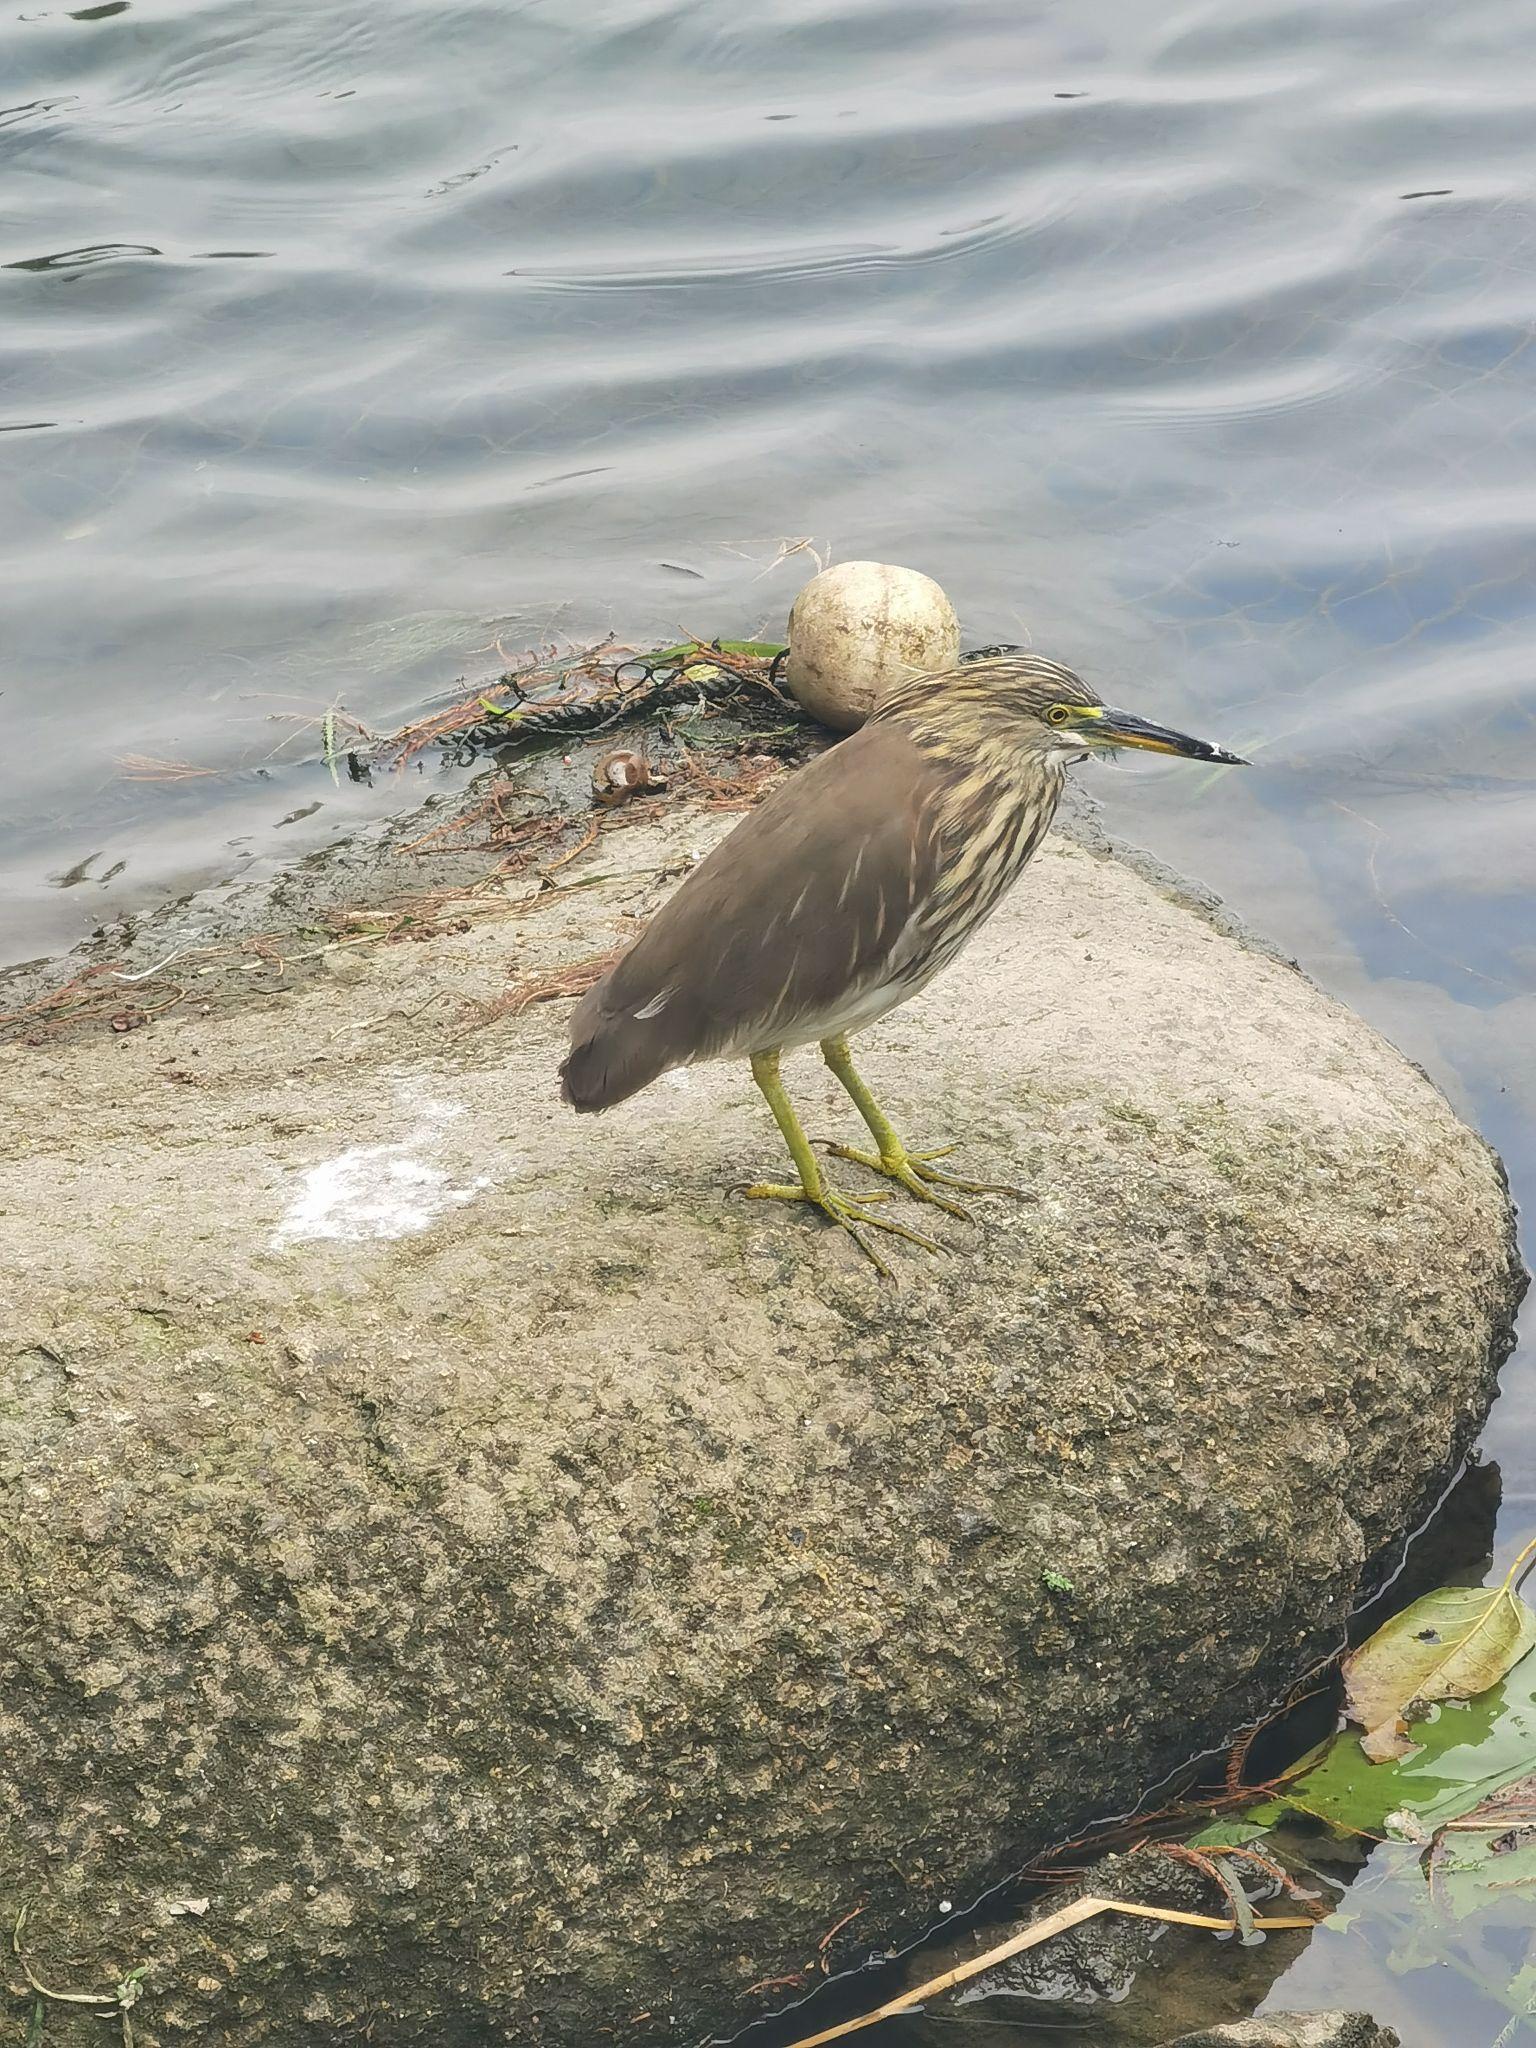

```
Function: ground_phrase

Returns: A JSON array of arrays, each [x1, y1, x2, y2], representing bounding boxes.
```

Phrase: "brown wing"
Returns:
[[560, 722, 946, 1110]]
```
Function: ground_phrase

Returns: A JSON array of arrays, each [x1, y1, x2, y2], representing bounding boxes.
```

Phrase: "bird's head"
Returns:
[[877, 652, 1248, 768]]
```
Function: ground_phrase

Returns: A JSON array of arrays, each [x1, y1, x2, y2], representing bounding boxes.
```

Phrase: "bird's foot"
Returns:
[[740, 1177, 946, 1280], [825, 1142, 1029, 1220]]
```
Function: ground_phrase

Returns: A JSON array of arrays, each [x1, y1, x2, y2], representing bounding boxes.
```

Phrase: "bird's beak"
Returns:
[[1093, 707, 1248, 766]]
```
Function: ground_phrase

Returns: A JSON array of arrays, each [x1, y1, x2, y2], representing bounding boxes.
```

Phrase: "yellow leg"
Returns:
[[819, 1033, 1028, 1220], [742, 1048, 945, 1279]]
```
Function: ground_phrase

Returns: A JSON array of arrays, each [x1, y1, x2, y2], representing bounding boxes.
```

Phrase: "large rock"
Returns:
[[0, 795, 1521, 2047]]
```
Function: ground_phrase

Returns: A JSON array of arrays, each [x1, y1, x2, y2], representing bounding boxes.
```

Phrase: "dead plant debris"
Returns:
[[460, 947, 628, 1031], [370, 636, 796, 773], [7, 637, 811, 1049]]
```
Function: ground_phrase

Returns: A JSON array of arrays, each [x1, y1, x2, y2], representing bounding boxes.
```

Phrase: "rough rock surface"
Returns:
[[0, 794, 1521, 2047], [1162, 2015, 1401, 2048]]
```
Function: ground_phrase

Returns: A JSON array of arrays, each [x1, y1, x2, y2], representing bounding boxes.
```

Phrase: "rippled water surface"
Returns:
[[4, 0, 1535, 2038]]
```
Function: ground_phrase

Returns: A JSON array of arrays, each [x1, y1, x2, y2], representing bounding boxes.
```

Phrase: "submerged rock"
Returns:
[[907, 1844, 1299, 2039], [1163, 2015, 1401, 2047], [0, 793, 1521, 2046]]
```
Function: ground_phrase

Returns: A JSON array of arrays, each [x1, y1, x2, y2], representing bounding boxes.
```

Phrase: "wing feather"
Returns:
[[560, 725, 946, 1109]]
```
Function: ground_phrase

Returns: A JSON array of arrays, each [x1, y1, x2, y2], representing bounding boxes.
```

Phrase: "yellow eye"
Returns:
[[1046, 703, 1072, 727]]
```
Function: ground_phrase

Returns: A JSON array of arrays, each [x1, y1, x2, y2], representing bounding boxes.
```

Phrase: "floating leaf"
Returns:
[[1344, 1581, 1536, 1760], [1448, 1771, 1536, 1835], [1182, 1818, 1276, 1850], [1230, 1797, 1290, 1828], [1498, 1968, 1536, 2043], [1279, 1649, 1536, 1838], [1427, 1827, 1536, 1923]]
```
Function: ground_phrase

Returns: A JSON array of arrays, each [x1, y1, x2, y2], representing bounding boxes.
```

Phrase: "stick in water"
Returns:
[[781, 1895, 1319, 2048]]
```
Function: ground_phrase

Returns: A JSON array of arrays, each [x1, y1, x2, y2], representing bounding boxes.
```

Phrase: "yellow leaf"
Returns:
[[1345, 1579, 1536, 1762]]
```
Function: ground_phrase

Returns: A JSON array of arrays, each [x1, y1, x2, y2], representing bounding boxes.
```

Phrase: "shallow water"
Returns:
[[4, 0, 1534, 2038]]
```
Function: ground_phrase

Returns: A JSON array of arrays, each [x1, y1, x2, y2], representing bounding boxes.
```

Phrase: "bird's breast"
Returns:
[[920, 759, 1064, 941]]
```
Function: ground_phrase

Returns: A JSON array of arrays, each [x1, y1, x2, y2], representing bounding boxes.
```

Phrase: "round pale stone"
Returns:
[[785, 559, 961, 729]]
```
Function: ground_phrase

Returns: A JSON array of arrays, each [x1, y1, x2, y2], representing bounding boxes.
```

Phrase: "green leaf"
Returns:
[[1498, 1962, 1536, 2037], [647, 639, 787, 665], [1230, 1798, 1290, 1827], [1280, 1651, 1536, 1837], [1182, 1818, 1275, 1850], [1453, 1770, 1536, 1832], [1343, 1581, 1536, 1761], [1429, 1828, 1536, 1924]]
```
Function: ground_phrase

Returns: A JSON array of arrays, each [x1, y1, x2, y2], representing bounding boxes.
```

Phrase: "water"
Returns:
[[3, 0, 1533, 2038]]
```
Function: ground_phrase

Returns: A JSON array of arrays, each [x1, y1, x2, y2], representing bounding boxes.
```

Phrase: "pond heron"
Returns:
[[561, 654, 1246, 1275]]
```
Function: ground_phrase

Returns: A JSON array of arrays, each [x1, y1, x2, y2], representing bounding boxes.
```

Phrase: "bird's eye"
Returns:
[[1045, 704, 1072, 727]]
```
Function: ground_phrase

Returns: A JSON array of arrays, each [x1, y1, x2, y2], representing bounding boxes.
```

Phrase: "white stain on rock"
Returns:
[[273, 1093, 490, 1248]]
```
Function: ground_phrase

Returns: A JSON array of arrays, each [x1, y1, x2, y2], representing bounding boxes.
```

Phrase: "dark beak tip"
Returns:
[[1101, 710, 1249, 765]]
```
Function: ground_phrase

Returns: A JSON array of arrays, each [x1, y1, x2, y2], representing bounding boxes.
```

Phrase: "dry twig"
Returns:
[[457, 947, 626, 1032]]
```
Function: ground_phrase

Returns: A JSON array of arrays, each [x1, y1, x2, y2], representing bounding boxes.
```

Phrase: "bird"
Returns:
[[560, 652, 1246, 1275]]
